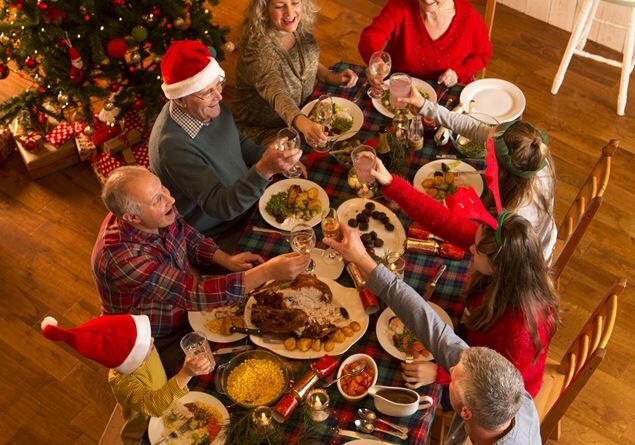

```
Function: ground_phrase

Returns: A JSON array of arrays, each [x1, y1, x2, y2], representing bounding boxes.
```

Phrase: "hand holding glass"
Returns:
[[321, 208, 342, 263], [180, 331, 215, 373], [389, 73, 412, 110], [312, 95, 334, 153], [276, 127, 302, 178], [351, 145, 377, 198], [290, 223, 316, 273], [367, 51, 392, 99]]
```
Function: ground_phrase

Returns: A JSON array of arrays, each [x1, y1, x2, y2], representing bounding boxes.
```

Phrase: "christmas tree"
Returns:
[[0, 0, 230, 131]]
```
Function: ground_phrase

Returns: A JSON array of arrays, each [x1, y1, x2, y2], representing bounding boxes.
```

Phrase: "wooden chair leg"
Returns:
[[552, 0, 595, 95], [550, 420, 562, 441], [617, 8, 635, 115]]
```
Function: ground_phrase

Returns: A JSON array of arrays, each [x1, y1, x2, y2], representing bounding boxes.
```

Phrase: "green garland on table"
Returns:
[[224, 404, 324, 445]]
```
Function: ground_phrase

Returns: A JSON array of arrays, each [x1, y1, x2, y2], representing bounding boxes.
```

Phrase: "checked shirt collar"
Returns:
[[169, 100, 210, 139]]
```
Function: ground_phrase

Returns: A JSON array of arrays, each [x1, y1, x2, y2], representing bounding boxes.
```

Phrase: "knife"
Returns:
[[422, 264, 447, 301], [333, 428, 377, 441], [229, 326, 284, 344], [214, 344, 254, 355]]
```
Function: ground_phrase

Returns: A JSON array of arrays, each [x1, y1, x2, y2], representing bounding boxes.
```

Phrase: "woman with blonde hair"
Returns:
[[233, 0, 358, 145]]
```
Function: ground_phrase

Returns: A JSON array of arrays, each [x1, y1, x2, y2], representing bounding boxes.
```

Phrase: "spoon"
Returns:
[[323, 361, 366, 388], [358, 408, 409, 435], [354, 419, 408, 440]]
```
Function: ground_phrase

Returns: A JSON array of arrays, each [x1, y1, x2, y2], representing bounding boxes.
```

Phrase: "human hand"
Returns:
[[396, 83, 426, 112], [437, 68, 458, 87], [323, 224, 375, 269], [256, 144, 303, 179], [335, 69, 359, 88], [265, 252, 311, 281], [295, 115, 328, 148], [370, 157, 392, 186], [182, 354, 214, 377], [401, 360, 438, 389], [365, 65, 386, 88], [224, 252, 265, 272]]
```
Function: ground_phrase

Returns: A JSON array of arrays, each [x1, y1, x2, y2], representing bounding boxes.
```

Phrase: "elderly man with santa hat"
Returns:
[[149, 40, 303, 240]]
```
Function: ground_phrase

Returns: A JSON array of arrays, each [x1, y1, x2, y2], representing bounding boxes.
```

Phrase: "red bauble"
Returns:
[[109, 83, 120, 92], [38, 112, 47, 126], [25, 57, 36, 69], [38, 86, 46, 93], [133, 99, 144, 110], [0, 64, 9, 79], [37, 1, 48, 11], [106, 38, 127, 59], [25, 140, 37, 151], [112, 0, 125, 5], [151, 7, 161, 16]]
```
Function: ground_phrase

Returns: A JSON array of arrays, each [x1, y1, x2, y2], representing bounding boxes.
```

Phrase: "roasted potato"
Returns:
[[307, 199, 322, 210], [297, 338, 312, 352], [287, 185, 301, 207], [342, 326, 354, 337], [311, 339, 322, 351], [349, 321, 361, 332], [333, 329, 345, 343], [284, 337, 297, 351], [307, 188, 318, 199], [324, 340, 335, 352]]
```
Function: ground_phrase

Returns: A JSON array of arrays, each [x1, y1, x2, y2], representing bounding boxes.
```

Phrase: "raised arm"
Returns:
[[419, 101, 492, 144]]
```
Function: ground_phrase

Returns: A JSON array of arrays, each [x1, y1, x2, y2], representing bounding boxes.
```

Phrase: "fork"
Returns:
[[156, 415, 191, 444]]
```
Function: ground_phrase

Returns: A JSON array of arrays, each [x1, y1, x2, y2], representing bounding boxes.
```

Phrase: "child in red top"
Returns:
[[358, 0, 492, 85], [372, 160, 559, 397]]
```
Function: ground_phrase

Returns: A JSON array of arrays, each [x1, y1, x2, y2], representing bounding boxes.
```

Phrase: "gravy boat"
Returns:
[[368, 385, 434, 417]]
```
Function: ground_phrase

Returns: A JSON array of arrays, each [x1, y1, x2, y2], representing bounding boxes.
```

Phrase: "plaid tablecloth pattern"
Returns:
[[165, 63, 486, 445]]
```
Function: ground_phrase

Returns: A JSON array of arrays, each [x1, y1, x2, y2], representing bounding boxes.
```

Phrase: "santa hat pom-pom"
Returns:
[[41, 316, 58, 331]]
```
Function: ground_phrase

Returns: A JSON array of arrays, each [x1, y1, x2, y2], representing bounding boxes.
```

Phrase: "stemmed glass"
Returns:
[[276, 127, 302, 178], [321, 208, 342, 263], [367, 51, 392, 99], [290, 223, 316, 273], [312, 95, 334, 153], [351, 145, 377, 198]]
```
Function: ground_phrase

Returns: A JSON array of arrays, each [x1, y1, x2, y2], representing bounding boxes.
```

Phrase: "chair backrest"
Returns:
[[550, 139, 618, 281], [540, 278, 626, 442]]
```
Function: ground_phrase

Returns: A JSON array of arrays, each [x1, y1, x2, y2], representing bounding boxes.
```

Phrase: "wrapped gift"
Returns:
[[45, 121, 76, 147], [75, 132, 97, 161], [88, 116, 122, 147], [15, 136, 78, 179], [91, 143, 150, 184], [0, 126, 16, 165], [103, 129, 142, 155], [16, 132, 44, 152]]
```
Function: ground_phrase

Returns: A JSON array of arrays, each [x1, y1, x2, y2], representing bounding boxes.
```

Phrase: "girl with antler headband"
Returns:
[[370, 146, 559, 397], [401, 86, 557, 262]]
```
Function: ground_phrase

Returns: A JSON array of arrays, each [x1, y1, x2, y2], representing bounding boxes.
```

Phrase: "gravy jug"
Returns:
[[368, 385, 434, 417]]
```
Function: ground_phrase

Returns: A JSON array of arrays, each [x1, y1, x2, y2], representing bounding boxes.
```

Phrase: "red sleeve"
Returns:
[[358, 0, 403, 64], [382, 175, 478, 251], [451, 10, 492, 83]]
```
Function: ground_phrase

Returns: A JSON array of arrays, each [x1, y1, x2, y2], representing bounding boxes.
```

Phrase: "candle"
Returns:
[[306, 388, 330, 422], [252, 406, 273, 428]]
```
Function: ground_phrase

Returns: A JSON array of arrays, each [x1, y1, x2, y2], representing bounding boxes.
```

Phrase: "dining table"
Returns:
[[158, 63, 488, 445]]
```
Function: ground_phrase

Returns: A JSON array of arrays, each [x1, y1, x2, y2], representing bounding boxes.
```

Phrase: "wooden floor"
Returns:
[[0, 1, 633, 444]]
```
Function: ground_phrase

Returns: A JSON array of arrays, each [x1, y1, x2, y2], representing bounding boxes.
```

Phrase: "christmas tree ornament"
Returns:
[[0, 34, 10, 46], [106, 38, 127, 59], [44, 7, 66, 24], [151, 7, 161, 16], [129, 52, 141, 64], [132, 98, 144, 110], [142, 13, 155, 25], [83, 124, 94, 136], [112, 0, 125, 6], [131, 25, 147, 42], [37, 1, 48, 11], [38, 86, 46, 93], [104, 102, 115, 111], [35, 75, 45, 85], [56, 91, 69, 105], [173, 17, 185, 29], [109, 83, 120, 92], [209, 46, 217, 58], [222, 41, 236, 53], [79, 5, 87, 15], [25, 57, 36, 69], [0, 63, 9, 80], [61, 38, 85, 83]]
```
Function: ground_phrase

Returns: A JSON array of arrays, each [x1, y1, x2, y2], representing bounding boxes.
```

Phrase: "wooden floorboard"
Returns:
[[0, 1, 632, 444]]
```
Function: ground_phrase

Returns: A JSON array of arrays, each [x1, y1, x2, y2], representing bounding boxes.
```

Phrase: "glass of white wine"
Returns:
[[367, 51, 392, 100], [276, 127, 302, 178], [290, 223, 316, 273], [321, 207, 342, 263], [312, 95, 334, 153]]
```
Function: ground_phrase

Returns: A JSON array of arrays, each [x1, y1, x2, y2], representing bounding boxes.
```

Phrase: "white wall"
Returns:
[[498, 0, 630, 52]]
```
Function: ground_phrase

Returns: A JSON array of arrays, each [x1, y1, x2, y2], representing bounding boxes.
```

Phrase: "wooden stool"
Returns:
[[550, 0, 635, 115]]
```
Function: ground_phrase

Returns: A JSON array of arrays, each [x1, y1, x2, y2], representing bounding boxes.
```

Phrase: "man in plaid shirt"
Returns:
[[92, 166, 309, 370]]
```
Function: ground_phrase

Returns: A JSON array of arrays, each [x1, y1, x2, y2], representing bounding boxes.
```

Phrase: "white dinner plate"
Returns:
[[258, 178, 329, 231], [310, 247, 345, 280], [413, 160, 484, 198], [371, 77, 438, 119], [188, 307, 247, 344], [301, 97, 364, 142], [148, 391, 229, 445], [336, 198, 406, 260], [244, 277, 369, 359], [459, 78, 525, 123], [376, 305, 454, 362]]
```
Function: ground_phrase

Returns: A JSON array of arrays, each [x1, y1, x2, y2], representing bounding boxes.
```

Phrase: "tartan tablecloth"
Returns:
[[184, 63, 486, 445]]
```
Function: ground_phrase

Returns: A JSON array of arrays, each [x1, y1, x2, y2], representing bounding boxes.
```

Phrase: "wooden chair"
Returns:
[[478, 0, 497, 79], [534, 278, 626, 442], [550, 140, 618, 283]]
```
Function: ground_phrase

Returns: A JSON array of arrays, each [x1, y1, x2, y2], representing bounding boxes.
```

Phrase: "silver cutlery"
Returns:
[[331, 427, 376, 441], [322, 361, 366, 388], [214, 344, 254, 355], [251, 226, 289, 236], [358, 408, 410, 435], [355, 418, 408, 440]]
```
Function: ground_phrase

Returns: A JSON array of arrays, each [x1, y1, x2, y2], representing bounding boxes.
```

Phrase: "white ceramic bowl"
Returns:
[[336, 353, 379, 402]]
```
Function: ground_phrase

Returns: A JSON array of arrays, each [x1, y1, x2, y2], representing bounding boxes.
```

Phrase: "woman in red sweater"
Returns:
[[371, 159, 559, 397], [358, 0, 492, 86]]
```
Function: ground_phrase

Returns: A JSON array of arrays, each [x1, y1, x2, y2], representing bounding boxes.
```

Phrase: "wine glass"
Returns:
[[312, 95, 334, 153], [367, 51, 392, 99], [351, 145, 377, 198], [290, 223, 316, 273], [276, 127, 302, 178], [321, 208, 342, 263]]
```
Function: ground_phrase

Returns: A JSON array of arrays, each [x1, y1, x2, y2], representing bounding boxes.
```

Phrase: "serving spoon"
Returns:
[[322, 361, 366, 388], [354, 419, 408, 440], [358, 408, 409, 435]]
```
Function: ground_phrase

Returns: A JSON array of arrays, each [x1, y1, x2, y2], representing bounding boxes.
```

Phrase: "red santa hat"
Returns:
[[41, 314, 152, 375], [160, 40, 225, 100]]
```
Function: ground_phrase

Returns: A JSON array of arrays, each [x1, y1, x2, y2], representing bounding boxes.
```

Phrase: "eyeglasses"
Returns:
[[193, 76, 226, 100]]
